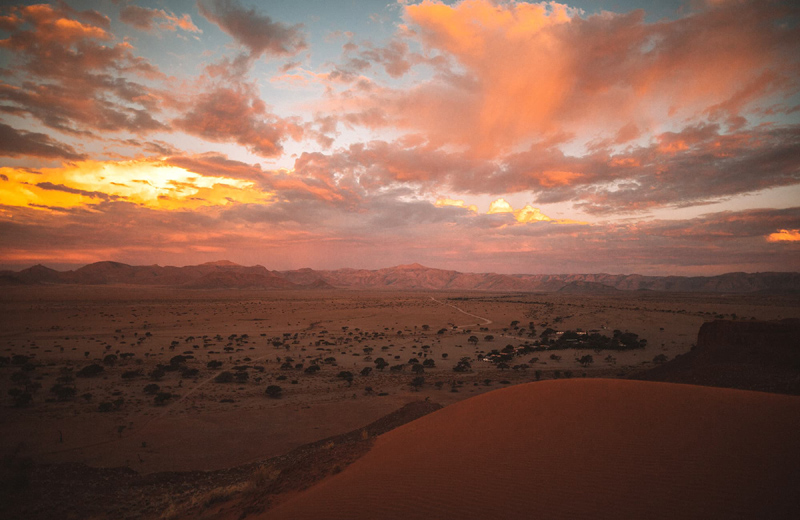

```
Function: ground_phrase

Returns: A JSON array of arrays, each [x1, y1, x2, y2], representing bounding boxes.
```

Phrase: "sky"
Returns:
[[0, 0, 798, 275]]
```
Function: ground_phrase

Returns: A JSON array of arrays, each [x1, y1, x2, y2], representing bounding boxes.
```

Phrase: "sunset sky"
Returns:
[[0, 0, 798, 274]]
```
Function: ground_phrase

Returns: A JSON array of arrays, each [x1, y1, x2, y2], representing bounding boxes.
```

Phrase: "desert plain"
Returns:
[[1, 284, 799, 519]]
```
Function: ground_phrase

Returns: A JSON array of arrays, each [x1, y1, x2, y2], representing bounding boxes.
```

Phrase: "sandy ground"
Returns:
[[261, 379, 800, 520], [1, 286, 798, 474]]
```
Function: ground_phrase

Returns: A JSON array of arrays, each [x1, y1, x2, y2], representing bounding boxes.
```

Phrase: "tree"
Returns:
[[144, 383, 160, 395], [374, 358, 388, 371], [360, 366, 372, 377], [410, 376, 425, 390], [304, 364, 321, 375], [337, 371, 354, 385], [207, 360, 223, 369], [411, 364, 424, 374], [265, 385, 282, 398], [653, 354, 669, 364], [577, 355, 594, 367], [468, 336, 479, 345], [453, 360, 471, 373], [497, 362, 509, 371]]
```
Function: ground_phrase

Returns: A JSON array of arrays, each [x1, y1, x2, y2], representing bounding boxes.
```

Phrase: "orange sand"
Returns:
[[261, 379, 800, 520]]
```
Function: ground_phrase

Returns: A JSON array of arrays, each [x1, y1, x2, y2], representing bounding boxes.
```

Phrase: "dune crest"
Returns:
[[261, 379, 800, 520]]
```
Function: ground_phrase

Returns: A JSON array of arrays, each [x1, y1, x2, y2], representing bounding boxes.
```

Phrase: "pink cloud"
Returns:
[[328, 0, 799, 158], [172, 85, 304, 157]]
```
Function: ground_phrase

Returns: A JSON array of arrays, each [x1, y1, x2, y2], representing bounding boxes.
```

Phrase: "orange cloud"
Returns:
[[767, 229, 800, 242]]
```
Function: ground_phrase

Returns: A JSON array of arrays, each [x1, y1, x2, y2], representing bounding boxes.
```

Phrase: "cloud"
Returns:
[[327, 0, 799, 158], [2, 184, 797, 274], [435, 197, 477, 213], [767, 229, 800, 242], [0, 122, 85, 160], [120, 5, 201, 33], [197, 0, 306, 58], [0, 158, 265, 211], [303, 123, 799, 214], [172, 85, 304, 157], [35, 181, 119, 201], [0, 3, 167, 135]]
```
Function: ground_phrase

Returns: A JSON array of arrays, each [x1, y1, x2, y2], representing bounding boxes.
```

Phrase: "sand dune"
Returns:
[[260, 379, 800, 520]]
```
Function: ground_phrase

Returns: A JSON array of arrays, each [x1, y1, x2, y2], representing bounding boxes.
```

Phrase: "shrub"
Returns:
[[207, 360, 223, 369], [214, 371, 234, 383], [144, 383, 160, 395], [77, 364, 104, 378], [11, 355, 30, 365], [304, 364, 321, 375], [121, 370, 141, 379], [13, 391, 32, 407], [154, 392, 172, 406], [181, 367, 199, 378], [98, 402, 113, 412], [265, 385, 282, 398], [50, 384, 76, 401], [169, 355, 188, 366]]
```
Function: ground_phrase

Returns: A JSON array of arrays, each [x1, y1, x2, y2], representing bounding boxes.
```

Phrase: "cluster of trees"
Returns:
[[544, 330, 647, 351]]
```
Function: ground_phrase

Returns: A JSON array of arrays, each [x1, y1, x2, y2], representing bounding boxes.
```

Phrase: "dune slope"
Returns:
[[261, 379, 800, 520]]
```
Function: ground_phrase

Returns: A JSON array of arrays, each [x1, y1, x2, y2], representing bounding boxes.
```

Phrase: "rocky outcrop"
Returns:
[[632, 319, 800, 394]]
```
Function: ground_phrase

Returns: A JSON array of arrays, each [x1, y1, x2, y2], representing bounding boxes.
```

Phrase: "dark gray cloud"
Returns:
[[197, 0, 306, 58], [0, 122, 85, 160]]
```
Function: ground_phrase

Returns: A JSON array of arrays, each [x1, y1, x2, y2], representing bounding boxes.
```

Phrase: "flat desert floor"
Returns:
[[1, 286, 799, 478]]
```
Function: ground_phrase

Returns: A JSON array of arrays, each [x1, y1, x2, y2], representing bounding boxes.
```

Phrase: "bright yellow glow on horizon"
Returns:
[[436, 196, 587, 225], [0, 159, 269, 211], [435, 197, 478, 213]]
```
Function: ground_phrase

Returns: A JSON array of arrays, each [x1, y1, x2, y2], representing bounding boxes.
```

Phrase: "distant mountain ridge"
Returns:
[[1, 261, 798, 293]]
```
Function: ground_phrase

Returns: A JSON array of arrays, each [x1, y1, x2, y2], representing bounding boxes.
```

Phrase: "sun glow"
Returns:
[[0, 159, 269, 211]]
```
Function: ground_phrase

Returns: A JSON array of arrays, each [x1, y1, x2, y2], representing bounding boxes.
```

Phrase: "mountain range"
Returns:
[[1, 261, 799, 293]]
